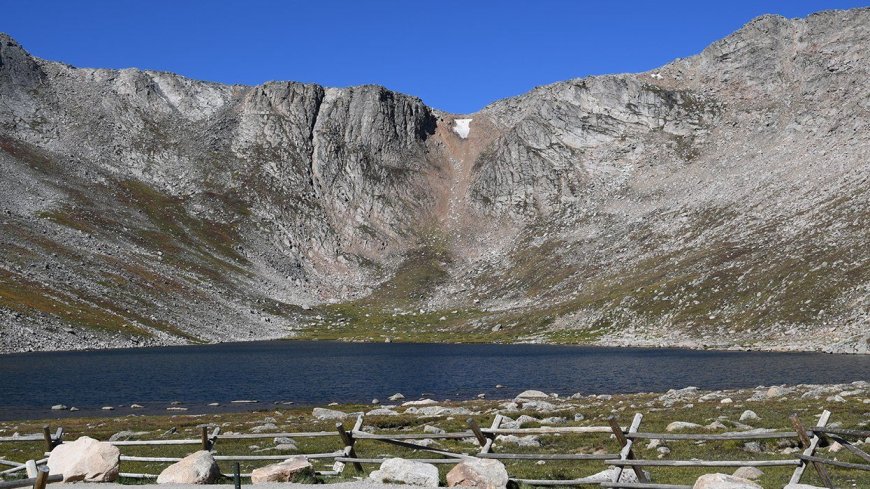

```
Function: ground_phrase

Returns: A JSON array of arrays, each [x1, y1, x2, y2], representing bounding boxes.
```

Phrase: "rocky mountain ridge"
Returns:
[[0, 8, 867, 353]]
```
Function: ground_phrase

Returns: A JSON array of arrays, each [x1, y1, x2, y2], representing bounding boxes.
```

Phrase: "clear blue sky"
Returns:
[[3, 1, 867, 113]]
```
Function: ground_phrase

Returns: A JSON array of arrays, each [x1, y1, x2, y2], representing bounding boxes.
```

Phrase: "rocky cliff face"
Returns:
[[1, 7, 867, 353]]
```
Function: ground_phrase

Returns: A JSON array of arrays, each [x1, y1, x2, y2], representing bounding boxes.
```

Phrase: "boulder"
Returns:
[[157, 450, 219, 484], [732, 467, 763, 480], [577, 466, 652, 483], [367, 408, 400, 416], [312, 407, 348, 420], [495, 435, 540, 447], [739, 410, 760, 421], [47, 436, 120, 482], [447, 458, 509, 489], [370, 458, 439, 487], [389, 393, 406, 401], [693, 473, 762, 489], [515, 390, 549, 399], [250, 456, 312, 483], [666, 421, 703, 432]]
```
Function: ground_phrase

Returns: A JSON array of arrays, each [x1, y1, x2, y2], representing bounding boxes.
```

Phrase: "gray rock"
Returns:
[[250, 456, 312, 484], [370, 458, 439, 487], [447, 458, 509, 489], [693, 473, 761, 488], [157, 450, 219, 484]]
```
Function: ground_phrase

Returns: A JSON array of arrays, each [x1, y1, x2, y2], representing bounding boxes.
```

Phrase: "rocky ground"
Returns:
[[1, 382, 868, 488], [1, 8, 868, 354]]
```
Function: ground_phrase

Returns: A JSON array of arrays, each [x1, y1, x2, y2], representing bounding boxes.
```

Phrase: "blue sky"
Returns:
[[3, 1, 867, 113]]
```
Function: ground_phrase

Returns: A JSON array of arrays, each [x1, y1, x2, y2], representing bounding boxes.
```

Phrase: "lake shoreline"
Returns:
[[2, 333, 868, 357]]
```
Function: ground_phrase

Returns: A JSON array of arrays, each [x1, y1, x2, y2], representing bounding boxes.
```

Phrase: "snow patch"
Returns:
[[453, 118, 472, 139]]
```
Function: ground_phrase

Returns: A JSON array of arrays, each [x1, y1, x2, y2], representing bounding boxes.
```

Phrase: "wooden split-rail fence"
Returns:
[[0, 409, 868, 488]]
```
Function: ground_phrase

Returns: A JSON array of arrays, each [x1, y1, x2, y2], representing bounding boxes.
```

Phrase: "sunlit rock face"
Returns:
[[0, 8, 868, 353]]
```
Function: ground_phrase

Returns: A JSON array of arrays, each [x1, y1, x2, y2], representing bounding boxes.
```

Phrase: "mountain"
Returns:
[[1, 8, 867, 353]]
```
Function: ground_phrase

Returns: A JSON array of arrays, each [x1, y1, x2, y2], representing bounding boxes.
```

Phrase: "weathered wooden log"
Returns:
[[627, 431, 796, 440], [599, 483, 692, 489], [812, 427, 870, 438], [605, 459, 799, 467], [334, 457, 463, 464], [483, 426, 614, 435], [372, 437, 470, 459], [610, 414, 647, 484], [0, 474, 62, 489], [798, 454, 870, 472], [790, 412, 833, 488], [351, 431, 474, 440], [337, 421, 363, 473], [0, 460, 23, 468], [218, 431, 336, 439], [109, 439, 202, 446], [468, 418, 488, 447], [825, 434, 870, 463], [476, 452, 615, 460]]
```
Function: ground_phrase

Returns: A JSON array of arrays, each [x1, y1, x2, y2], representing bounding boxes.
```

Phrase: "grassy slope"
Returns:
[[0, 386, 866, 488]]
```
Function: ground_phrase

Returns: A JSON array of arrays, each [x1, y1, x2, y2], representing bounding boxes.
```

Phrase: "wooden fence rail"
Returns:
[[3, 407, 869, 488]]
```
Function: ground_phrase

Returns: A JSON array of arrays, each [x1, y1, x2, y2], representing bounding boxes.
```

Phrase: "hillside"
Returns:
[[0, 8, 867, 353]]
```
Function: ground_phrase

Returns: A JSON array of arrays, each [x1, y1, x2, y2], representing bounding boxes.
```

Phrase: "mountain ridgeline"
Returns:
[[0, 8, 868, 353]]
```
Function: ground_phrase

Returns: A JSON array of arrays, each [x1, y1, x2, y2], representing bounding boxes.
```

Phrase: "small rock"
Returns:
[[51, 404, 68, 411], [388, 393, 406, 401], [743, 441, 762, 453], [732, 467, 763, 480], [666, 421, 702, 432], [739, 410, 759, 421]]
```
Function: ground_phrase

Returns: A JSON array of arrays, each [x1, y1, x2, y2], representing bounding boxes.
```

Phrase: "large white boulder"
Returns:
[[157, 450, 219, 484], [250, 456, 312, 483], [447, 458, 509, 489], [47, 436, 120, 482], [693, 473, 762, 489], [370, 458, 439, 487], [515, 390, 549, 399]]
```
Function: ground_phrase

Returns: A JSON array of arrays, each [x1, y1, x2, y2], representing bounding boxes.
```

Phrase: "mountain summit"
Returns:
[[1, 8, 867, 353]]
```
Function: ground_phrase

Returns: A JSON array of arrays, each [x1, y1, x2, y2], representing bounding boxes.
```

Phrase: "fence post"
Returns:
[[32, 466, 49, 489], [337, 419, 363, 474], [608, 414, 648, 485], [201, 427, 209, 451], [790, 411, 833, 488], [233, 462, 241, 489], [25, 460, 37, 478], [41, 426, 55, 453]]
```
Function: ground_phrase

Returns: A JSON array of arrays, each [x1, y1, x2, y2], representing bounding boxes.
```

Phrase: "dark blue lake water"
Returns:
[[0, 341, 867, 420]]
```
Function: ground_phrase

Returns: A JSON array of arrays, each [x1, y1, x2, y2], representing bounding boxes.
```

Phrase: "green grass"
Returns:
[[0, 388, 866, 488]]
